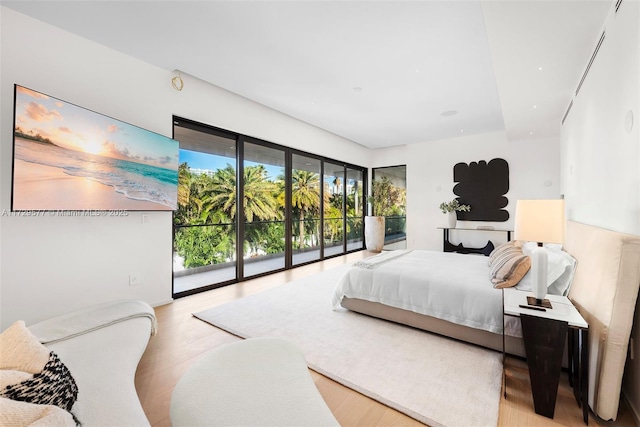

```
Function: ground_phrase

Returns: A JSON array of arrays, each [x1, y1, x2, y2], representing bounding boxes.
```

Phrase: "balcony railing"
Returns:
[[383, 215, 406, 243]]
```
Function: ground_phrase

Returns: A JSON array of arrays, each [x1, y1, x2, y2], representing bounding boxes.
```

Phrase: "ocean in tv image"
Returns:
[[12, 86, 179, 211]]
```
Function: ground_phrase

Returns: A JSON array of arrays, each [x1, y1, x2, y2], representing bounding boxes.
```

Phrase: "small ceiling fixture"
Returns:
[[172, 70, 184, 91], [353, 87, 363, 92], [441, 110, 458, 117]]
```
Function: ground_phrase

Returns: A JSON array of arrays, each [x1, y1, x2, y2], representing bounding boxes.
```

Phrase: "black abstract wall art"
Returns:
[[453, 158, 509, 222]]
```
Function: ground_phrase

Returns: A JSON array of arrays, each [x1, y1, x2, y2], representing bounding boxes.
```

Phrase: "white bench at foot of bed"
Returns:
[[170, 337, 340, 427]]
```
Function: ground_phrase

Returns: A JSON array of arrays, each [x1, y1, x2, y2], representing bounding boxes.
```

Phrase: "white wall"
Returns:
[[0, 7, 371, 328], [374, 131, 561, 251], [561, 0, 640, 420], [561, 3, 639, 236]]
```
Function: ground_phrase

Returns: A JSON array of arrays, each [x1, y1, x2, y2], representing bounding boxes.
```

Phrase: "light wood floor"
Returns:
[[135, 251, 637, 426]]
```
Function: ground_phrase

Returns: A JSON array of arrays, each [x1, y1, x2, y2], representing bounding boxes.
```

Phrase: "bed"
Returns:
[[332, 249, 528, 356], [333, 221, 640, 421]]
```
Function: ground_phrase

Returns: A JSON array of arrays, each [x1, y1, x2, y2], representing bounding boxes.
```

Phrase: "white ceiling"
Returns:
[[2, 0, 613, 149]]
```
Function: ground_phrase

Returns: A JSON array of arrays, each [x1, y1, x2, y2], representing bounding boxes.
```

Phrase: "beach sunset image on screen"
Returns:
[[12, 85, 179, 211]]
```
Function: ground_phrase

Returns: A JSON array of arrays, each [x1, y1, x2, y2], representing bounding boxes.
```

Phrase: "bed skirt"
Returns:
[[341, 297, 526, 357]]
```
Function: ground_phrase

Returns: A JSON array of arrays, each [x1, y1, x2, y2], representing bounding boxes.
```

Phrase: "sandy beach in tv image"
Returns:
[[12, 86, 179, 211]]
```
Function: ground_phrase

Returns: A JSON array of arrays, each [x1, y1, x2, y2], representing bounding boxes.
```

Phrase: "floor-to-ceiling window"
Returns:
[[346, 167, 364, 251], [242, 141, 286, 278], [172, 117, 366, 297], [372, 165, 407, 250], [173, 121, 237, 294], [323, 162, 345, 257], [291, 154, 322, 266]]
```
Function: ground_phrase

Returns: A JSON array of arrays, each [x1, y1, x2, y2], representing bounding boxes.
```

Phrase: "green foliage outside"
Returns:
[[369, 176, 406, 217], [369, 176, 407, 237], [174, 224, 235, 267], [174, 161, 364, 269]]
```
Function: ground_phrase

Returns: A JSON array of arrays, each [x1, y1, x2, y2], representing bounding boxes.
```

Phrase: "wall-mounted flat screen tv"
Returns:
[[12, 85, 179, 211]]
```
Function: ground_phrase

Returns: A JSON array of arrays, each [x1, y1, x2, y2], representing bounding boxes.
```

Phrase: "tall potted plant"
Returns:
[[365, 197, 385, 253], [439, 199, 471, 228], [365, 177, 395, 253]]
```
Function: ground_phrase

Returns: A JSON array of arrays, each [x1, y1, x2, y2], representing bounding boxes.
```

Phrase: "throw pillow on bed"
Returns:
[[490, 246, 531, 288], [0, 321, 79, 425], [488, 240, 523, 267]]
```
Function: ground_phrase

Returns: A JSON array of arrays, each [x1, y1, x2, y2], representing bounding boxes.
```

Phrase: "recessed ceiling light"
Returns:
[[533, 105, 538, 109], [441, 110, 458, 117], [529, 131, 534, 135], [538, 66, 543, 71], [460, 129, 464, 133]]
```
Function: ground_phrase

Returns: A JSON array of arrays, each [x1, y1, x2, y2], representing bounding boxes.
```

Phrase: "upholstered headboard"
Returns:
[[565, 221, 640, 421]]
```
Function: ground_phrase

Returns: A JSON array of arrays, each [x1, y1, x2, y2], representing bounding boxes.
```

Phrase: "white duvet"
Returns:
[[333, 250, 521, 337]]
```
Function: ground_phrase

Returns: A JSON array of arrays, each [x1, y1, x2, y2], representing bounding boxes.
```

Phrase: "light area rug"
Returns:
[[194, 264, 502, 427]]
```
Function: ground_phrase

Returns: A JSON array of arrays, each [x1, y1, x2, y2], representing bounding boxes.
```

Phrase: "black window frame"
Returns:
[[172, 116, 367, 298]]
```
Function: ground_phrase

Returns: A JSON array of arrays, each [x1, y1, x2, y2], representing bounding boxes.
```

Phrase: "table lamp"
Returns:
[[514, 199, 565, 307]]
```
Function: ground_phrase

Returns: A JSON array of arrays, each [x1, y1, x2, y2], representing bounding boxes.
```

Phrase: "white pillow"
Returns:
[[547, 264, 578, 296], [516, 242, 577, 296]]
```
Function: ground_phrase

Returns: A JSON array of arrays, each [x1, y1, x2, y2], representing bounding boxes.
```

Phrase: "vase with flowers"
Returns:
[[439, 199, 471, 228]]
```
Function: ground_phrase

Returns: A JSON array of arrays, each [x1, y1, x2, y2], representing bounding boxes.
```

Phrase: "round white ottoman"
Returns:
[[170, 337, 340, 426]]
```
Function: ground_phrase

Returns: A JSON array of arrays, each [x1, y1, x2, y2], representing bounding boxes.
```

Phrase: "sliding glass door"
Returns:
[[242, 141, 286, 278], [324, 162, 345, 257], [172, 117, 366, 297], [173, 122, 237, 294], [346, 167, 364, 251], [291, 154, 322, 266]]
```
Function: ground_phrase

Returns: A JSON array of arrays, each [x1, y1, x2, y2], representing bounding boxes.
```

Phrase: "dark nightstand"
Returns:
[[503, 288, 589, 424]]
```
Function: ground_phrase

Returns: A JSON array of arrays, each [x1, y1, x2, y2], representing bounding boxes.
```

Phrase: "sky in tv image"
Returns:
[[12, 85, 179, 211]]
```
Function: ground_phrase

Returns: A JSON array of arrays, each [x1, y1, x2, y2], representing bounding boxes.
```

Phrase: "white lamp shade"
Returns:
[[514, 199, 565, 244], [515, 199, 565, 303]]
